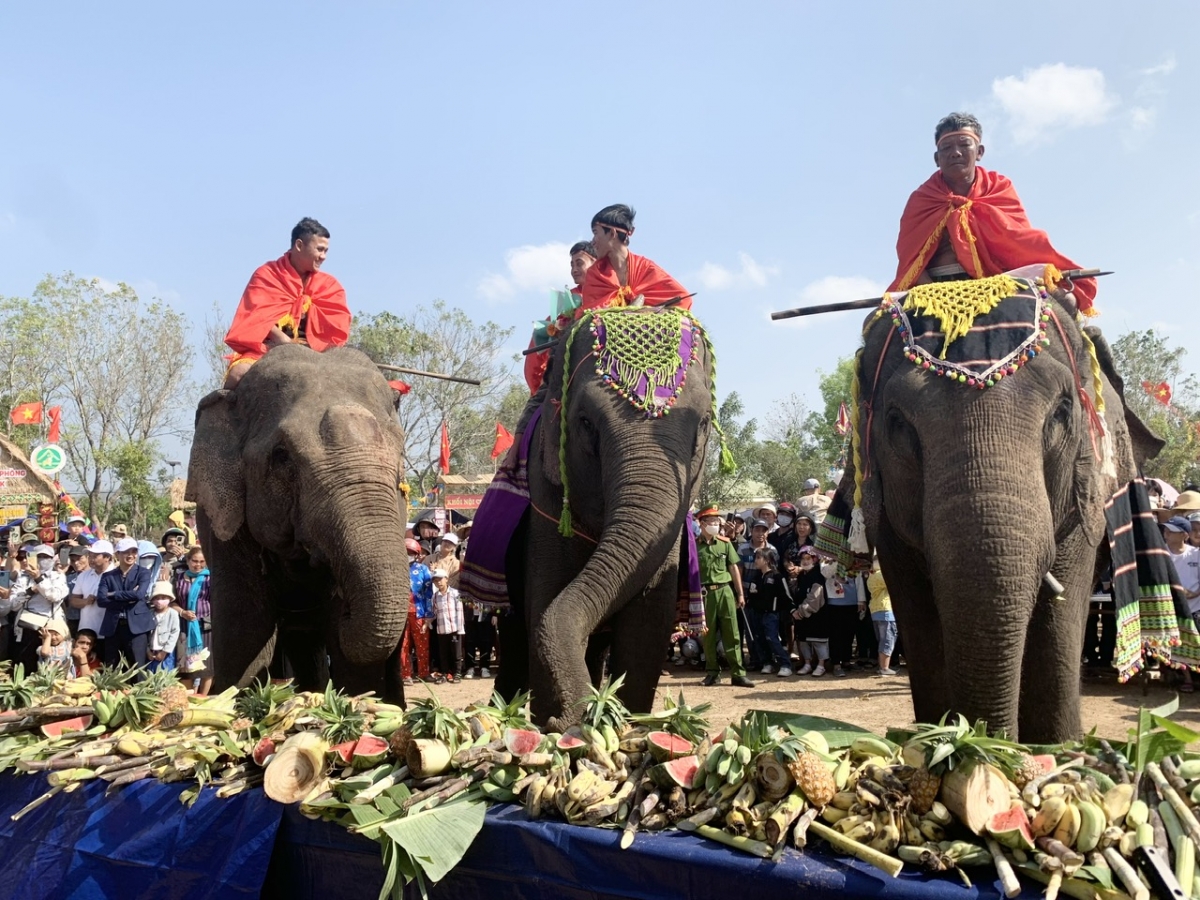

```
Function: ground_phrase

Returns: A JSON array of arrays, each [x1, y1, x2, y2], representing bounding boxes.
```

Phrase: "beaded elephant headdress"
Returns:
[[556, 306, 735, 537]]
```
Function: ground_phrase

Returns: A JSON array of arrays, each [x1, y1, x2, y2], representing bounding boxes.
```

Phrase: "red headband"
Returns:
[[599, 223, 633, 236]]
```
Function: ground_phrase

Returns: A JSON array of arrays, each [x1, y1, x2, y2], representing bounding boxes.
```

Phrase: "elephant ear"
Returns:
[[185, 389, 245, 542], [1085, 326, 1166, 470]]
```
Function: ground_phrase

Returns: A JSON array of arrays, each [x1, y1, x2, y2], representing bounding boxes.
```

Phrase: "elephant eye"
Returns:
[[270, 444, 291, 467], [1044, 394, 1075, 448], [886, 408, 921, 462]]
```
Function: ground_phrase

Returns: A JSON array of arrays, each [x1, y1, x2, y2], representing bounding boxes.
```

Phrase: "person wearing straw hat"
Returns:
[[696, 506, 754, 689]]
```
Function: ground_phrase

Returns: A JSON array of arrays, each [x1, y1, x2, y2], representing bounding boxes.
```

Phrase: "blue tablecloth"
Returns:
[[0, 775, 1039, 900]]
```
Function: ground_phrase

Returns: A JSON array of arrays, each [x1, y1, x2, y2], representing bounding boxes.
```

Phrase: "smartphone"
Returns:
[[59, 547, 70, 568]]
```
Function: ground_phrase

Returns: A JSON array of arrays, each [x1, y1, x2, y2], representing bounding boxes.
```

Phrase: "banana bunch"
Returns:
[[1027, 780, 1126, 855], [369, 708, 405, 738], [703, 734, 754, 794], [723, 779, 757, 835]]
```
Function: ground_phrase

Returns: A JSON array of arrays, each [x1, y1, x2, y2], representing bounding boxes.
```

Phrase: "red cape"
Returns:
[[889, 167, 1095, 313], [224, 254, 350, 357], [580, 253, 691, 314]]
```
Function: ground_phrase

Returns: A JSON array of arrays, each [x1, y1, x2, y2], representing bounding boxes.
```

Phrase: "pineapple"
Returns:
[[26, 662, 64, 700], [908, 765, 942, 814], [313, 683, 366, 744], [901, 714, 1029, 813], [391, 689, 464, 759], [787, 750, 836, 807], [0, 664, 36, 712], [234, 678, 296, 726], [90, 660, 141, 693], [1010, 752, 1046, 789], [142, 668, 189, 727], [630, 690, 713, 744]]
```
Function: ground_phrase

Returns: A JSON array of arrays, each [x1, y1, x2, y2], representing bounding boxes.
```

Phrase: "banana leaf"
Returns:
[[379, 795, 487, 885], [751, 710, 875, 750]]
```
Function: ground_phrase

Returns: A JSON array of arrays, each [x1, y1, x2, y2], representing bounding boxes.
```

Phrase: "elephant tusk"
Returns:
[[1042, 571, 1066, 600]]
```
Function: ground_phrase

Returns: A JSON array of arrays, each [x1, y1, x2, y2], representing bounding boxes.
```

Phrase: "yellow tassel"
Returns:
[[850, 354, 865, 510]]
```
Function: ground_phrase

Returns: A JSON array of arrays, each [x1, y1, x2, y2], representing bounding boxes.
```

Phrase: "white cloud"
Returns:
[[93, 277, 122, 294], [477, 242, 572, 302], [695, 252, 779, 291], [1129, 107, 1156, 131], [992, 63, 1117, 145], [773, 275, 885, 328], [1142, 55, 1177, 77]]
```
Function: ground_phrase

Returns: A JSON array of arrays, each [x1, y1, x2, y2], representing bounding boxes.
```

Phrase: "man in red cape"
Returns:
[[223, 217, 351, 388], [522, 241, 596, 395], [580, 204, 691, 314], [890, 113, 1096, 314]]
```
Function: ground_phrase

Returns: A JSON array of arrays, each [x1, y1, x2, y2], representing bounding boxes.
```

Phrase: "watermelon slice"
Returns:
[[330, 740, 358, 765], [503, 727, 542, 756], [40, 714, 93, 738], [351, 734, 390, 769], [987, 804, 1035, 851], [650, 754, 699, 790], [647, 731, 692, 763], [556, 728, 587, 755], [252, 737, 276, 767]]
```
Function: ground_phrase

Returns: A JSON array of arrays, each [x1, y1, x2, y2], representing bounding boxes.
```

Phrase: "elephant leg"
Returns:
[[1018, 533, 1092, 742], [206, 530, 280, 691], [494, 511, 530, 703], [584, 632, 612, 687], [876, 522, 949, 724], [607, 572, 677, 714]]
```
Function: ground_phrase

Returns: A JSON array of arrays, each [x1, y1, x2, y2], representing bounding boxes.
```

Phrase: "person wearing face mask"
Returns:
[[12, 544, 69, 670], [696, 507, 754, 689], [147, 581, 181, 672]]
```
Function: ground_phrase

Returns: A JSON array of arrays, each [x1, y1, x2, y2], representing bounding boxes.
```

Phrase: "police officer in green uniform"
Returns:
[[696, 507, 755, 688]]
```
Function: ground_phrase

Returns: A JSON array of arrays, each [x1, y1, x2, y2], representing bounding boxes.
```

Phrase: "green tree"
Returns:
[[103, 441, 175, 538], [0, 274, 196, 528], [1110, 329, 1200, 488], [350, 302, 521, 498], [699, 392, 764, 508]]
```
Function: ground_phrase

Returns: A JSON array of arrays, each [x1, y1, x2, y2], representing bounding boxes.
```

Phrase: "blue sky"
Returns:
[[1, 1, 1196, 453]]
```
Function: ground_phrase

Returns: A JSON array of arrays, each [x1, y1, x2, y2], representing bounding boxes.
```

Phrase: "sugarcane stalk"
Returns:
[[452, 741, 505, 765], [95, 755, 158, 777], [1036, 836, 1084, 870], [619, 757, 653, 850], [985, 837, 1023, 898], [1147, 762, 1200, 847], [1148, 805, 1170, 858], [105, 765, 155, 791], [1157, 798, 1185, 855], [1045, 870, 1063, 900], [1175, 828, 1195, 896], [352, 766, 409, 804], [412, 773, 455, 790], [518, 752, 554, 768], [1018, 864, 1106, 900], [1099, 740, 1131, 784], [1160, 757, 1189, 795], [764, 791, 806, 851], [399, 765, 488, 814], [0, 705, 95, 723], [620, 786, 659, 850], [22, 754, 123, 772], [1102, 847, 1150, 900], [792, 808, 819, 850], [809, 820, 904, 877], [694, 824, 772, 858], [10, 784, 64, 821], [676, 807, 719, 832]]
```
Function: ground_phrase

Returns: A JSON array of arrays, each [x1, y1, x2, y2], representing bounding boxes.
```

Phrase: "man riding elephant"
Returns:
[[890, 112, 1097, 313]]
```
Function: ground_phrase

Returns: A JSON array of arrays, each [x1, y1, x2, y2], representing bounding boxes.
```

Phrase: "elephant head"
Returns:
[[524, 307, 718, 724], [186, 344, 410, 684], [844, 281, 1160, 741]]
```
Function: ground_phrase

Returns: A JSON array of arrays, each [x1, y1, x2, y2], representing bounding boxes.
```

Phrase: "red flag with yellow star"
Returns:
[[10, 402, 43, 425]]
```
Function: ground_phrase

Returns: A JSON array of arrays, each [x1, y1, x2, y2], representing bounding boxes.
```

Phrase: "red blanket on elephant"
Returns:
[[224, 255, 350, 357], [890, 168, 1096, 315], [580, 254, 690, 315]]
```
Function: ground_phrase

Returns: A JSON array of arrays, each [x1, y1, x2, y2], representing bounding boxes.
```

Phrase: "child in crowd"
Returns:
[[747, 547, 793, 676], [71, 628, 103, 675], [37, 619, 73, 674], [148, 580, 181, 672], [866, 559, 899, 676], [430, 570, 465, 684], [790, 547, 830, 676], [401, 538, 432, 685]]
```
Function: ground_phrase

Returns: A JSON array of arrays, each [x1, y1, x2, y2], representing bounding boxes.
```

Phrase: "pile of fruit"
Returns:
[[2, 661, 1198, 900]]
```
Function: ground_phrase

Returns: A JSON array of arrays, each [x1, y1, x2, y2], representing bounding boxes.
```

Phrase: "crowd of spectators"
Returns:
[[0, 511, 213, 692], [679, 481, 903, 684]]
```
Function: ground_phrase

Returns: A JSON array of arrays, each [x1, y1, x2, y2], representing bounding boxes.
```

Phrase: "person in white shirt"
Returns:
[[1164, 517, 1200, 692], [147, 581, 181, 672], [69, 540, 117, 656], [12, 544, 69, 669]]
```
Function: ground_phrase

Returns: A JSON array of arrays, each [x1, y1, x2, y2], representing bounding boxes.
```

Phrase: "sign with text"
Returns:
[[444, 494, 484, 510]]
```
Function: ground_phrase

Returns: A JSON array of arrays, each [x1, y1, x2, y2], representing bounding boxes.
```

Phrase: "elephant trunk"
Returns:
[[536, 436, 686, 718], [923, 442, 1056, 733]]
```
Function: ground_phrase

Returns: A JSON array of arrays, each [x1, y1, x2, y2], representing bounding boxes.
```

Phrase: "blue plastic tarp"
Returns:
[[0, 776, 282, 900]]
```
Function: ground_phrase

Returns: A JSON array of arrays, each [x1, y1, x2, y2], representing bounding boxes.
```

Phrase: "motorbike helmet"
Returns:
[[681, 637, 701, 661], [404, 538, 423, 557]]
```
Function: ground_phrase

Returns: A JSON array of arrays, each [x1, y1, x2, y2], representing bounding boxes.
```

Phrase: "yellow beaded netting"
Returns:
[[901, 274, 1022, 359]]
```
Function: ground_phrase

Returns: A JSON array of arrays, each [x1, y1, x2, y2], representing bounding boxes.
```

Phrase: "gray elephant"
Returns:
[[476, 306, 720, 729], [185, 344, 410, 703], [836, 277, 1161, 743]]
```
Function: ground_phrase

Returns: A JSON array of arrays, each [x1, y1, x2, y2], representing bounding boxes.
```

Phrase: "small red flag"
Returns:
[[10, 402, 43, 426], [1143, 380, 1172, 406], [835, 402, 851, 436], [387, 380, 411, 395], [47, 406, 62, 443], [439, 420, 451, 475], [491, 422, 514, 459]]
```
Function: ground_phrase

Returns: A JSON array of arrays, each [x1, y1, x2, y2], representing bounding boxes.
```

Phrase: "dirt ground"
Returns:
[[422, 663, 1200, 742]]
